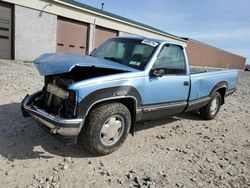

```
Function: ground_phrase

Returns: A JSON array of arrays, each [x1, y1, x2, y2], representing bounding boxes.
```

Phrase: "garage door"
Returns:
[[0, 2, 12, 59], [95, 26, 118, 48], [56, 17, 88, 55]]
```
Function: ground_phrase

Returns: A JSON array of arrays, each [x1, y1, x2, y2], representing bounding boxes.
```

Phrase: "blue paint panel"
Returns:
[[70, 68, 237, 105], [143, 75, 190, 104], [68, 71, 145, 102], [189, 69, 238, 100]]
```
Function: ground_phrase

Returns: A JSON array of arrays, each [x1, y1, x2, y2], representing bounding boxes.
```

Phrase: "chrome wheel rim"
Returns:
[[210, 97, 219, 115], [100, 115, 125, 146]]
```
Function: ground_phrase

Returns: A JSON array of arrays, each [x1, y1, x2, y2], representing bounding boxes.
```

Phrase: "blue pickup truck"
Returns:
[[21, 37, 237, 155]]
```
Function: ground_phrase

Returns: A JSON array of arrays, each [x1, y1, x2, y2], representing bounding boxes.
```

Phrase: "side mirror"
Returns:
[[149, 69, 165, 77]]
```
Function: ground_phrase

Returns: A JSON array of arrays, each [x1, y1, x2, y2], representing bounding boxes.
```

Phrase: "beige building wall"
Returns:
[[15, 5, 57, 61]]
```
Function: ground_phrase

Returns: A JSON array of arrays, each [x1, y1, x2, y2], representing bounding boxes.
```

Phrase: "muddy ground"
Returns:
[[0, 59, 249, 188]]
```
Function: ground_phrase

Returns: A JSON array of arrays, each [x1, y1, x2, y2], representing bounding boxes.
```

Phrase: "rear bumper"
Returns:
[[21, 91, 83, 138]]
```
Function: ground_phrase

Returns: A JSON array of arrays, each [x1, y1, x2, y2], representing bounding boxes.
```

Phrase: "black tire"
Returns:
[[80, 102, 131, 155], [200, 91, 222, 120]]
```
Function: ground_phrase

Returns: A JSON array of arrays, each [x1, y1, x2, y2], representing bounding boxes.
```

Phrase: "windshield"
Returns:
[[91, 38, 158, 70]]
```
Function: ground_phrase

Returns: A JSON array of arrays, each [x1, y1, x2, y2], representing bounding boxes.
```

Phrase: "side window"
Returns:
[[153, 44, 186, 75]]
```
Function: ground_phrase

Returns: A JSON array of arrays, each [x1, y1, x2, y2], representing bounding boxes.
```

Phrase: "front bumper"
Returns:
[[21, 91, 83, 138]]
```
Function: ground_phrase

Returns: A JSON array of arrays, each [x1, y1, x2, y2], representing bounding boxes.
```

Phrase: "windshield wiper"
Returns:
[[104, 57, 121, 63]]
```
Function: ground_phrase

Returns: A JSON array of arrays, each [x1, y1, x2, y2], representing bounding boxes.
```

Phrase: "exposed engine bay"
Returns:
[[30, 67, 127, 118]]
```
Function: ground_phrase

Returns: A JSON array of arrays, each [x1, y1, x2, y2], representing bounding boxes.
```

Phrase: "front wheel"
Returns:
[[80, 102, 131, 155], [200, 91, 222, 120]]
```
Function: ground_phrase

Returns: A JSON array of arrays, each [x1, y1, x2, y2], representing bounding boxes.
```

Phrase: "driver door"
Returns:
[[142, 44, 190, 119]]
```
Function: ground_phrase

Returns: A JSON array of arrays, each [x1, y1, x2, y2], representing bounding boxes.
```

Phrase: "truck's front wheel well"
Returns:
[[85, 98, 137, 133]]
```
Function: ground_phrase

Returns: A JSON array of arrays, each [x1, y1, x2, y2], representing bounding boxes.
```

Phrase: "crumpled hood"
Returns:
[[33, 52, 138, 76]]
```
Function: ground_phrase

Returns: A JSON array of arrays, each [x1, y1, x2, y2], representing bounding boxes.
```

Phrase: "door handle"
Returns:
[[183, 81, 189, 86]]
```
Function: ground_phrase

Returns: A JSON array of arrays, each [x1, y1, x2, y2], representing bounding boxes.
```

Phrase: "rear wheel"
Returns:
[[200, 91, 222, 120], [81, 102, 131, 155]]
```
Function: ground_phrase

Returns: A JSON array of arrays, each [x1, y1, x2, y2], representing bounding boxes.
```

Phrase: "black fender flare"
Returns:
[[77, 86, 142, 131], [209, 81, 228, 104], [209, 81, 228, 96]]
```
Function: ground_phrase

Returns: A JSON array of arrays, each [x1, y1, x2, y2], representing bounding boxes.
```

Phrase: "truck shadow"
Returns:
[[0, 102, 203, 161], [134, 112, 203, 133], [0, 102, 93, 161], [134, 118, 178, 132]]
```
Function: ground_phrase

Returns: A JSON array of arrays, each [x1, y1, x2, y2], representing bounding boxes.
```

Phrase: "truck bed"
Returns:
[[189, 69, 238, 101], [190, 67, 222, 74]]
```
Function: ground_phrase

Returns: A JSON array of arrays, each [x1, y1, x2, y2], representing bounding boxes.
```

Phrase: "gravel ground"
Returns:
[[0, 59, 249, 188]]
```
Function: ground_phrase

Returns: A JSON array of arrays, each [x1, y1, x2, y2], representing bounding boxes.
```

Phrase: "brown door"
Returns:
[[0, 2, 12, 59], [56, 17, 88, 55], [95, 26, 118, 48]]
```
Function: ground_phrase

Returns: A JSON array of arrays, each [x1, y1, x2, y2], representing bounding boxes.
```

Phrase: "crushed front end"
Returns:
[[21, 76, 82, 144]]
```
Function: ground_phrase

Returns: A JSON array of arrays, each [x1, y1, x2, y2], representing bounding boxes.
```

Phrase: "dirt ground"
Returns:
[[0, 59, 249, 188]]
